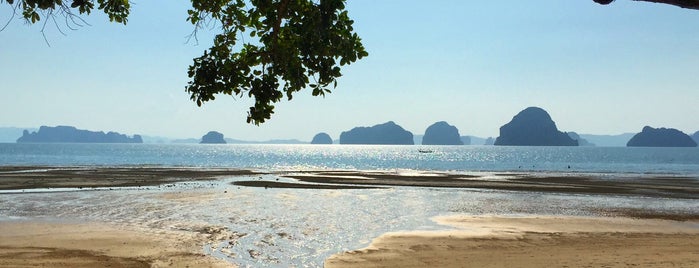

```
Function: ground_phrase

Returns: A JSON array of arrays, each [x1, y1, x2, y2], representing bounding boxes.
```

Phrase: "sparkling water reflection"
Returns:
[[2, 143, 699, 175], [1, 176, 697, 267]]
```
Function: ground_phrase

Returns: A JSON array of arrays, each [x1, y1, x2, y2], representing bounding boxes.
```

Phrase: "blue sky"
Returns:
[[1, 0, 698, 141]]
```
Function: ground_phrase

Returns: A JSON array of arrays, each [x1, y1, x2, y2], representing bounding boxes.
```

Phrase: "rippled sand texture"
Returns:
[[0, 221, 231, 267], [1, 166, 698, 267], [326, 216, 699, 268]]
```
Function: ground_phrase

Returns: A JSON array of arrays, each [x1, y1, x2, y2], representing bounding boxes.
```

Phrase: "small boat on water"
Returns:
[[417, 149, 434, 153]]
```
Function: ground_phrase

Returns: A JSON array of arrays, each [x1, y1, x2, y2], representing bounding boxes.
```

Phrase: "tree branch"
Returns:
[[595, 0, 699, 10], [637, 0, 699, 9]]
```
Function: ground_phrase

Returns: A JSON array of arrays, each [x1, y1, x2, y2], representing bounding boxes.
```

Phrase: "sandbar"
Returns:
[[0, 220, 232, 267], [325, 215, 699, 268]]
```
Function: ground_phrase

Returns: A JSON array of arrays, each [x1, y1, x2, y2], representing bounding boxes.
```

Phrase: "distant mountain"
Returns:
[[16, 126, 142, 143], [494, 107, 577, 146], [139, 135, 173, 144], [567, 132, 595, 146], [460, 136, 471, 145], [422, 121, 463, 145], [170, 137, 307, 144], [0, 127, 37, 143], [340, 121, 413, 145], [578, 133, 635, 147], [627, 126, 697, 147], [200, 131, 226, 144], [225, 138, 307, 144], [692, 131, 699, 144], [172, 138, 200, 144], [311, 133, 333, 144]]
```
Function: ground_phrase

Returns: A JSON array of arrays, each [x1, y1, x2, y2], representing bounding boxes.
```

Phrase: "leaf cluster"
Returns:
[[2, 0, 129, 24], [185, 0, 368, 124]]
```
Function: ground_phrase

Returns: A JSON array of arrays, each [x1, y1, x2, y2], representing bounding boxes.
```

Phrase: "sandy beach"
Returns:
[[1, 166, 698, 267], [0, 221, 232, 268], [326, 216, 699, 268]]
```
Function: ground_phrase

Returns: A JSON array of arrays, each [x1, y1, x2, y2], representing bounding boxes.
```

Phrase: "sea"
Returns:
[[1, 143, 699, 175], [1, 143, 698, 267]]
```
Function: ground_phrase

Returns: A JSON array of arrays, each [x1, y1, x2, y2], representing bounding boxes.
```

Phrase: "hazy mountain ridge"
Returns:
[[16, 126, 142, 143], [2, 125, 691, 147]]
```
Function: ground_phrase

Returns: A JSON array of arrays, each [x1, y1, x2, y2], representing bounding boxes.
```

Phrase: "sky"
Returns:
[[1, 0, 698, 141]]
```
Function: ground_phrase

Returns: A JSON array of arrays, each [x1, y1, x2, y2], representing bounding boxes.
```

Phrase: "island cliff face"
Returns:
[[16, 126, 142, 143], [626, 126, 697, 147], [494, 107, 578, 146], [422, 121, 463, 145], [200, 131, 227, 144], [339, 121, 414, 145], [311, 133, 333, 144]]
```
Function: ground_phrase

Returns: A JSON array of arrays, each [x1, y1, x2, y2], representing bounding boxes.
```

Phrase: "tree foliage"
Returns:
[[1, 0, 367, 124], [185, 0, 367, 124]]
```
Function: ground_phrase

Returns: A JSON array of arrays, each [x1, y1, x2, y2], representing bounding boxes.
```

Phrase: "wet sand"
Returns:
[[3, 166, 698, 200], [325, 216, 699, 268], [250, 170, 699, 199], [1, 166, 698, 267], [0, 221, 232, 268], [0, 166, 259, 190]]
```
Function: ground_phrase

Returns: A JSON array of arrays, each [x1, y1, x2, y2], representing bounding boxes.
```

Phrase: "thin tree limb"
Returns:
[[596, 0, 699, 9]]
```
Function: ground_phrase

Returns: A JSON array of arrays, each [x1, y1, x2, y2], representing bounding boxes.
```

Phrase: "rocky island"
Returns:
[[626, 126, 697, 147], [16, 126, 142, 143], [422, 121, 464, 145], [339, 121, 413, 145], [494, 107, 577, 146], [200, 131, 227, 144], [311, 133, 333, 144]]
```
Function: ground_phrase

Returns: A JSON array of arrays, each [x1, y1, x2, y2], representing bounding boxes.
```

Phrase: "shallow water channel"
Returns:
[[1, 175, 697, 267]]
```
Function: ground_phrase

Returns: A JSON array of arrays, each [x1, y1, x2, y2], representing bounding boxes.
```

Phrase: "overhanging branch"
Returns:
[[595, 0, 699, 10]]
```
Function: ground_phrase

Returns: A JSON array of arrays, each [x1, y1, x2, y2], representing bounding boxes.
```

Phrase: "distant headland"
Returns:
[[627, 126, 697, 147], [339, 121, 414, 145], [422, 121, 464, 145], [311, 133, 333, 144], [200, 131, 226, 144], [494, 107, 577, 146], [17, 126, 142, 143], [6, 107, 696, 147]]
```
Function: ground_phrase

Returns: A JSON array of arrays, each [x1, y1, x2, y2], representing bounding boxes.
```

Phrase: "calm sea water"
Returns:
[[1, 143, 699, 175]]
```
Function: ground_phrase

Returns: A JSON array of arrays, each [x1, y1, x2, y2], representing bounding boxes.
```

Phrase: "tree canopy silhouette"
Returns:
[[1, 0, 367, 124]]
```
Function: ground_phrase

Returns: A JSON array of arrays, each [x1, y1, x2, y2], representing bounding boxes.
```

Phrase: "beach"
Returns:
[[1, 166, 698, 267], [326, 216, 699, 268], [0, 221, 231, 268]]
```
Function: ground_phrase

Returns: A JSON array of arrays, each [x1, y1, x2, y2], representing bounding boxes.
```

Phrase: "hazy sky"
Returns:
[[2, 0, 698, 141]]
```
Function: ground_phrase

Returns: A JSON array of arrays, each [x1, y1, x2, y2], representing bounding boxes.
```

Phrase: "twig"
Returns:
[[0, 1, 19, 31]]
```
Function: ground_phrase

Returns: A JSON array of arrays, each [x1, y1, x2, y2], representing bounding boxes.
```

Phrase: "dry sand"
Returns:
[[0, 221, 233, 268], [325, 216, 699, 268]]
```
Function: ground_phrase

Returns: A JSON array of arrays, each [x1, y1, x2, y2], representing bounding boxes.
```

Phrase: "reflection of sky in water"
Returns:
[[1, 175, 697, 267]]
